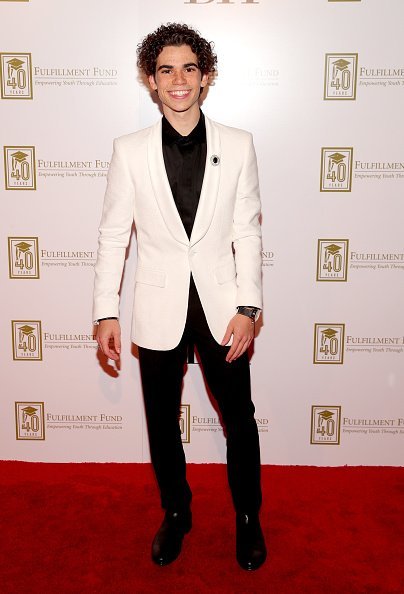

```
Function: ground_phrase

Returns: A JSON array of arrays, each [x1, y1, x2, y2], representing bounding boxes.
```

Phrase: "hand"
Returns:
[[221, 314, 254, 363], [96, 319, 121, 361]]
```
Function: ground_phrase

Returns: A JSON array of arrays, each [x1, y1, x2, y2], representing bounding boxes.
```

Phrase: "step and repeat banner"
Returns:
[[1, 0, 403, 465]]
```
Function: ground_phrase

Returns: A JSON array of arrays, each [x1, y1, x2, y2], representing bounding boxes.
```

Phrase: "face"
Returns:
[[148, 45, 208, 116]]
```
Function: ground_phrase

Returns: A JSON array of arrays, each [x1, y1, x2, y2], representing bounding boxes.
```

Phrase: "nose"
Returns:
[[172, 69, 186, 85]]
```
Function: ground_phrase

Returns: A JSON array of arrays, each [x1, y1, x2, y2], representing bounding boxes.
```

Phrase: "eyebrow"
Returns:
[[157, 62, 199, 71]]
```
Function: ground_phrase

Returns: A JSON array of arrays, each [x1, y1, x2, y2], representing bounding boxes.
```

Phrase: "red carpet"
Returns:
[[1, 463, 403, 594]]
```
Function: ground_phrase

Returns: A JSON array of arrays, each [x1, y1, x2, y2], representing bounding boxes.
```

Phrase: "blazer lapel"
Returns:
[[147, 119, 189, 245], [147, 115, 221, 247], [190, 116, 221, 247]]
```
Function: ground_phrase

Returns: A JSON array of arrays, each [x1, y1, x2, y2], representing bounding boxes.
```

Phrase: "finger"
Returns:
[[228, 337, 249, 362], [226, 335, 242, 362], [238, 337, 253, 359], [100, 336, 119, 361], [113, 330, 121, 355], [221, 324, 233, 346]]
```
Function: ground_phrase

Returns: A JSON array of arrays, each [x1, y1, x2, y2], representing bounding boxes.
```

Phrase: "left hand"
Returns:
[[221, 313, 255, 363]]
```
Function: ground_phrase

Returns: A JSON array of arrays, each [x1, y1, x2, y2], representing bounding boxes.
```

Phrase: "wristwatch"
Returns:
[[237, 306, 259, 322]]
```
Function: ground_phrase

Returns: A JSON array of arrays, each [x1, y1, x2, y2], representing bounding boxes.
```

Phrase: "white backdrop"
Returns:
[[1, 0, 403, 465]]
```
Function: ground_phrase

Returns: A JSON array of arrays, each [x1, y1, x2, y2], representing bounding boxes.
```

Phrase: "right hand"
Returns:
[[96, 319, 121, 361]]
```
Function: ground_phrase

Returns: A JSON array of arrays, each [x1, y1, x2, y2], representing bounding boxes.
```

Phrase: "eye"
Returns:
[[185, 67, 197, 73], [161, 69, 172, 75]]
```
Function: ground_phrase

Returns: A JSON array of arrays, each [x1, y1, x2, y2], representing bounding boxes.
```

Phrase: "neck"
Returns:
[[163, 103, 201, 136]]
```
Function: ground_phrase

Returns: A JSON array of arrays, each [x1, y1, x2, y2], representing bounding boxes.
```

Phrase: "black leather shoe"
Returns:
[[236, 513, 267, 571], [151, 509, 192, 566]]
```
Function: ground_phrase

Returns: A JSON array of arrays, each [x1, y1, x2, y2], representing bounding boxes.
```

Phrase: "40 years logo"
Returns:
[[317, 240, 349, 281], [324, 53, 358, 100], [0, 53, 33, 99], [320, 148, 353, 192], [12, 321, 42, 360], [15, 402, 45, 440], [3, 146, 36, 190], [311, 406, 341, 445], [8, 237, 40, 278], [314, 324, 345, 364]]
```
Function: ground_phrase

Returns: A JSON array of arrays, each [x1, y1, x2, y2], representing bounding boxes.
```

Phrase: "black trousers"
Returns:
[[138, 276, 262, 514]]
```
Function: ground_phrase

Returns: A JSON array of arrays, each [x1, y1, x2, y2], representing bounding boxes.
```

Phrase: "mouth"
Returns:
[[167, 90, 192, 99]]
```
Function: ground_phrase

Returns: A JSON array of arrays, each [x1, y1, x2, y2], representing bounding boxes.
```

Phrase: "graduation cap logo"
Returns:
[[332, 58, 350, 71], [318, 410, 334, 421], [18, 324, 36, 336], [328, 152, 346, 165], [15, 241, 32, 253], [11, 150, 28, 163], [22, 405, 38, 417], [324, 243, 341, 257], [321, 328, 338, 340], [7, 57, 25, 71]]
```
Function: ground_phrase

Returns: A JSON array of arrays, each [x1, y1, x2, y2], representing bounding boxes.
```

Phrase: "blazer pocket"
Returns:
[[135, 267, 166, 288], [214, 260, 236, 285]]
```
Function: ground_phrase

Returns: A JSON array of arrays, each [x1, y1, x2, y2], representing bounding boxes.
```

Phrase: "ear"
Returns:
[[200, 72, 209, 88], [148, 74, 158, 91]]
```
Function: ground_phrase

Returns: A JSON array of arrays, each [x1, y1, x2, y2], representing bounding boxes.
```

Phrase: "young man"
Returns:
[[93, 23, 266, 570]]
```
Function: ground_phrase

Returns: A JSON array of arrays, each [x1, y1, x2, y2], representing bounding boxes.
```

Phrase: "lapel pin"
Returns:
[[210, 155, 220, 166]]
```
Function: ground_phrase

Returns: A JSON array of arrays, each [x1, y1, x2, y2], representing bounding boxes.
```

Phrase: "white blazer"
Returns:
[[93, 116, 263, 350]]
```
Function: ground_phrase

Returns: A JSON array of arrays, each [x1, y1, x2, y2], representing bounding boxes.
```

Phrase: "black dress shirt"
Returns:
[[162, 111, 207, 239]]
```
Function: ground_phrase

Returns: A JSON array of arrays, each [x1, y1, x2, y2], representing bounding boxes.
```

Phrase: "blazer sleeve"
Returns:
[[232, 133, 263, 312], [92, 138, 134, 322]]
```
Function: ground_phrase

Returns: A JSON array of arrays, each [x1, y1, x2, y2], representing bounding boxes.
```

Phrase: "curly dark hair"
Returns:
[[137, 23, 217, 76]]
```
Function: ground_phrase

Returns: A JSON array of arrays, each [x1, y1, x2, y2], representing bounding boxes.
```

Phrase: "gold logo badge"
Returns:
[[324, 54, 358, 100], [0, 53, 33, 99], [12, 321, 42, 360], [317, 240, 349, 281], [8, 237, 40, 278], [4, 146, 36, 190], [179, 404, 190, 443], [314, 324, 345, 364], [320, 148, 353, 192], [15, 402, 45, 440], [310, 406, 341, 445]]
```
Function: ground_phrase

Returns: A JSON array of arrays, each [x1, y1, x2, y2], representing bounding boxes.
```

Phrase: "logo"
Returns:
[[320, 148, 353, 192], [15, 402, 45, 440], [179, 404, 190, 443], [12, 321, 42, 360], [8, 237, 40, 278], [324, 53, 358, 100], [314, 324, 345, 364], [317, 240, 349, 281], [4, 146, 36, 189], [0, 53, 32, 99], [311, 406, 341, 445]]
